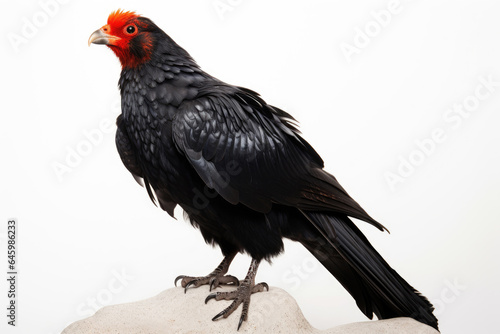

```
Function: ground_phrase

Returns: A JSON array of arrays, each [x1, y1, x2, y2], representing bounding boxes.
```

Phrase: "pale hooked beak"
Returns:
[[88, 27, 120, 46]]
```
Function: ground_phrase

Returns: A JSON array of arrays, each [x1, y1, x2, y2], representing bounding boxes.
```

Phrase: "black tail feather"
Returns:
[[299, 211, 439, 331]]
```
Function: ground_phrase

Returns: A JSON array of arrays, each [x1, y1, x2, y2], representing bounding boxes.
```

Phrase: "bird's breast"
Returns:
[[120, 95, 203, 203]]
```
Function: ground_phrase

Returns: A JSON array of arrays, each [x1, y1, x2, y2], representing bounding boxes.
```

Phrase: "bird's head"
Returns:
[[88, 10, 158, 69]]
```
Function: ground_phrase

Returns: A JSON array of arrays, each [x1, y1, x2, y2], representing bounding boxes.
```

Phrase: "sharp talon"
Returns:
[[237, 314, 245, 330], [182, 258, 263, 326], [228, 275, 240, 286], [184, 280, 195, 293], [205, 293, 217, 304], [212, 309, 226, 321], [174, 275, 185, 287]]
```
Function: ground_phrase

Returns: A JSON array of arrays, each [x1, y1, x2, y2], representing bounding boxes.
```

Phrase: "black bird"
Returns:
[[88, 10, 439, 331]]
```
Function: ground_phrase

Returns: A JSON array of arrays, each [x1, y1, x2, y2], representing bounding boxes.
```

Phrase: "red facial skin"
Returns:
[[100, 10, 153, 68]]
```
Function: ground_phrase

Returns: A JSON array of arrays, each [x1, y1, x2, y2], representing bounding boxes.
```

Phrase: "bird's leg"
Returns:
[[174, 252, 239, 293], [205, 258, 268, 330]]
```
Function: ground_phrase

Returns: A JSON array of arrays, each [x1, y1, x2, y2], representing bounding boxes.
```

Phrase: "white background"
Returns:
[[1, 0, 499, 333]]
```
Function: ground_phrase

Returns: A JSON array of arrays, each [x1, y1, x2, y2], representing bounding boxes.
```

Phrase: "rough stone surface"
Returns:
[[62, 286, 439, 334]]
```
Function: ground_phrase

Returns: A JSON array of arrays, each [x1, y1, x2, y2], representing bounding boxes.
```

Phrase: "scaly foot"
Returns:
[[205, 259, 268, 330], [174, 252, 239, 293]]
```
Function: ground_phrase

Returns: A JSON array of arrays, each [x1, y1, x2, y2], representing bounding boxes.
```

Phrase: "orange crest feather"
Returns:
[[107, 9, 139, 28]]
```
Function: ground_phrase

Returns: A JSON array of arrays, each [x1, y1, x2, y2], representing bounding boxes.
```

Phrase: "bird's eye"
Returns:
[[126, 25, 136, 34]]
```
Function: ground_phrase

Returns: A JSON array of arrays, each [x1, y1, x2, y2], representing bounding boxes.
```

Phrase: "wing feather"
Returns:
[[172, 86, 383, 229]]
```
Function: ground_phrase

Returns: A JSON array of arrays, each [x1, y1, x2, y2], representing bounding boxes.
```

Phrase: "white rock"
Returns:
[[62, 286, 439, 334]]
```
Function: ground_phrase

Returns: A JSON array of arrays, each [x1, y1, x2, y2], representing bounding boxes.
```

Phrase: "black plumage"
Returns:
[[90, 11, 438, 331]]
